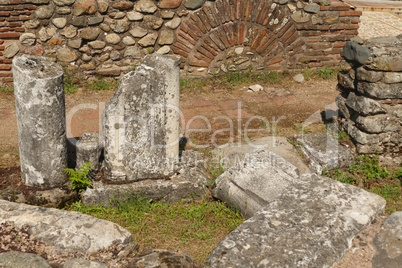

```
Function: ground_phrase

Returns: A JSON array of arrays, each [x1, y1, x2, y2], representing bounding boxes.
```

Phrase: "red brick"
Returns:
[[209, 32, 226, 50], [202, 6, 217, 28], [14, 27, 24, 32], [0, 7, 13, 11], [277, 21, 292, 38], [191, 14, 207, 34], [246, 0, 253, 22], [329, 5, 350, 11], [263, 5, 277, 26], [340, 11, 362, 17], [204, 36, 221, 52], [341, 30, 358, 35], [0, 32, 20, 38], [324, 48, 342, 55], [284, 32, 299, 46], [173, 42, 191, 53], [320, 6, 329, 11], [180, 25, 188, 33], [239, 23, 245, 43], [306, 38, 319, 42], [266, 65, 282, 70], [196, 46, 214, 59], [0, 40, 3, 44], [8, 22, 22, 27], [0, 46, 4, 50], [186, 22, 202, 37], [171, 47, 188, 58], [178, 31, 196, 45], [223, 24, 234, 46], [201, 42, 217, 56], [236, 0, 241, 20], [256, 2, 266, 24], [351, 19, 360, 24], [0, 72, 12, 77], [251, 29, 267, 50], [1, 77, 13, 83], [345, 24, 359, 30], [216, 28, 230, 48], [197, 10, 211, 31], [189, 59, 209, 67], [334, 42, 346, 48], [0, 12, 10, 17], [0, 66, 11, 71], [229, 0, 235, 21], [308, 43, 332, 50], [0, 59, 12, 64], [300, 31, 321, 36], [267, 56, 285, 65]]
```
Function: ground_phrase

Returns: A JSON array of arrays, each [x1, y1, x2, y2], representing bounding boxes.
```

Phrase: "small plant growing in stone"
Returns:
[[64, 162, 93, 193]]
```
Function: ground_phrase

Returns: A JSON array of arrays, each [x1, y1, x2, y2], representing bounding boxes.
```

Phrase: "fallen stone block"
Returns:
[[208, 173, 386, 267], [372, 211, 402, 268], [290, 133, 355, 174], [212, 149, 299, 218], [82, 150, 208, 206], [0, 251, 51, 268], [211, 136, 310, 175], [0, 200, 132, 253]]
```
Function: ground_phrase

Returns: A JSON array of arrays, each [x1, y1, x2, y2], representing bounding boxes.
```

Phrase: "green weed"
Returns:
[[63, 68, 79, 94], [302, 66, 339, 80], [322, 155, 401, 214], [63, 162, 92, 193]]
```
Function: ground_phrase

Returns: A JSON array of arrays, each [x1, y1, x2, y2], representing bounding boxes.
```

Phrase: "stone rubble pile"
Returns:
[[336, 36, 402, 157]]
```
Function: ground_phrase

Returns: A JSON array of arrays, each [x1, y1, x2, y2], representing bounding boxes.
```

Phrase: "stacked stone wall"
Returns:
[[336, 36, 402, 155], [0, 0, 361, 85]]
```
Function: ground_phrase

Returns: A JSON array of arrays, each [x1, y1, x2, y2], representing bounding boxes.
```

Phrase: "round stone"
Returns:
[[82, 53, 92, 61], [52, 17, 67, 28], [19, 33, 36, 46], [156, 45, 171, 55], [110, 50, 121, 60], [105, 33, 121, 44], [184, 0, 206, 10], [124, 46, 142, 58], [53, 0, 75, 6], [35, 5, 53, 19], [57, 47, 77, 62], [129, 27, 148, 38], [60, 25, 77, 38], [4, 42, 19, 58], [88, 40, 106, 49], [110, 18, 130, 33], [99, 23, 110, 32], [158, 30, 174, 45], [135, 0, 157, 14], [235, 47, 244, 55], [97, 0, 109, 13], [165, 17, 181, 29], [144, 15, 163, 30], [127, 11, 144, 21], [159, 0, 183, 9], [161, 10, 175, 19], [122, 36, 136, 45], [112, 1, 134, 10], [79, 27, 101, 40], [138, 32, 158, 47], [73, 0, 97, 16]]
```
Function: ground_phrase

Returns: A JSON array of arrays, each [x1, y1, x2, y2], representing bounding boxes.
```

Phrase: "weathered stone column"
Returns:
[[103, 54, 181, 181], [12, 55, 67, 187]]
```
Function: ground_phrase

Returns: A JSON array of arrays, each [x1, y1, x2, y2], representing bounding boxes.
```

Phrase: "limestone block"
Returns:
[[129, 27, 148, 38], [372, 212, 402, 268], [53, 0, 75, 6], [0, 252, 51, 268], [0, 200, 132, 253], [52, 17, 67, 28], [337, 72, 355, 90], [144, 15, 163, 30], [213, 149, 299, 219], [161, 10, 175, 19], [356, 66, 383, 83], [124, 46, 142, 58], [365, 56, 402, 72], [103, 54, 181, 181], [357, 82, 401, 99], [165, 17, 181, 29], [112, 1, 134, 10], [304, 3, 320, 13], [110, 18, 130, 33], [12, 55, 67, 187], [138, 32, 158, 47], [208, 173, 385, 267], [158, 30, 174, 45], [384, 72, 402, 83], [76, 133, 103, 171], [105, 33, 121, 44], [127, 11, 144, 21], [345, 92, 386, 116], [71, 16, 87, 27], [156, 45, 171, 54], [88, 16, 104, 25], [56, 47, 78, 62], [291, 10, 310, 23], [73, 0, 97, 16], [356, 114, 400, 134]]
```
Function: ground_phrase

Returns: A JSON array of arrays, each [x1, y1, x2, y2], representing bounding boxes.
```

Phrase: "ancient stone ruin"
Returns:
[[336, 36, 402, 161], [0, 0, 361, 85], [12, 54, 68, 187], [103, 54, 181, 181], [12, 54, 182, 188]]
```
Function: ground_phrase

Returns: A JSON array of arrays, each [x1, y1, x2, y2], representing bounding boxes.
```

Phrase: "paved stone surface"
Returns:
[[359, 11, 402, 39]]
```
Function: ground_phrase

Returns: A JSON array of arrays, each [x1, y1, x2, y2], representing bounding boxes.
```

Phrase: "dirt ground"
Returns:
[[0, 77, 386, 266]]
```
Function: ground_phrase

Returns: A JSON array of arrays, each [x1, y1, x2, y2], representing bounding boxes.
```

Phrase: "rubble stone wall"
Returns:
[[336, 36, 402, 155], [0, 0, 361, 85]]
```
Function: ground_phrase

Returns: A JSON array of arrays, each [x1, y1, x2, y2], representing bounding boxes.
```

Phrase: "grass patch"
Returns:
[[322, 156, 402, 214], [0, 84, 14, 93], [68, 196, 244, 263], [301, 66, 339, 80], [85, 78, 119, 91]]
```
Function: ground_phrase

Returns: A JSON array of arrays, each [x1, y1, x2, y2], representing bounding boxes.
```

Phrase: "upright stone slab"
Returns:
[[103, 54, 181, 181], [12, 55, 67, 187]]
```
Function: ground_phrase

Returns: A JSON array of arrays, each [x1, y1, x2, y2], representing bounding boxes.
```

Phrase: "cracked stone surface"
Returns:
[[208, 173, 386, 267], [0, 200, 132, 253]]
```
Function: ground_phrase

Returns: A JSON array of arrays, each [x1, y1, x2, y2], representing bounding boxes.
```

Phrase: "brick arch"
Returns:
[[173, 0, 304, 73]]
